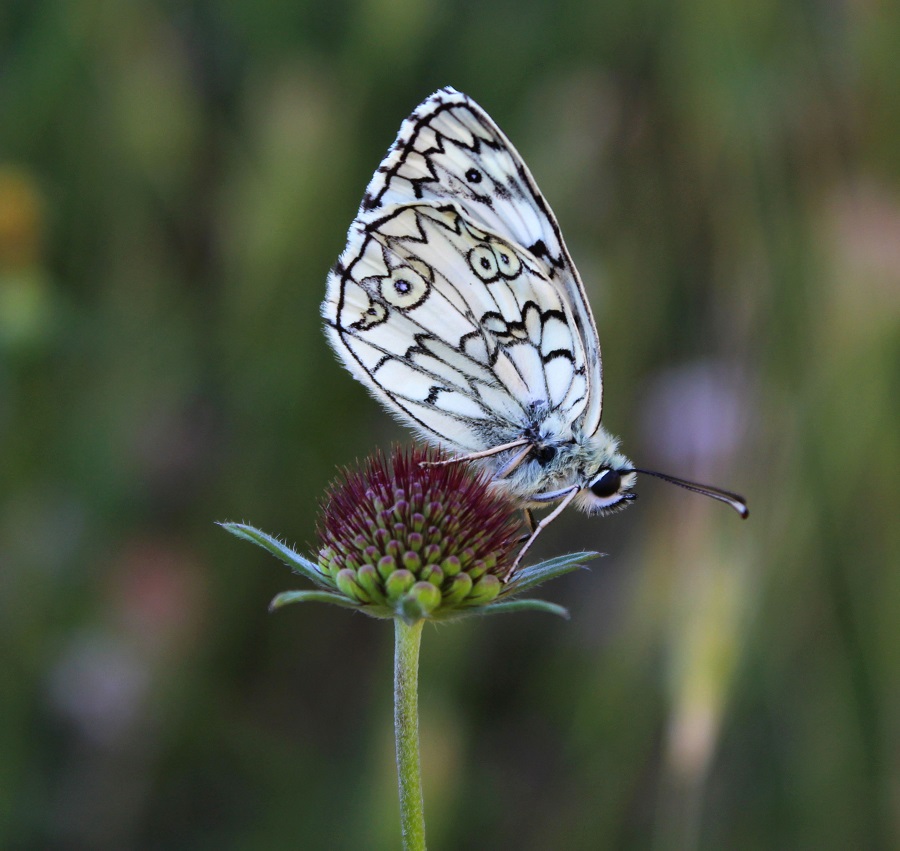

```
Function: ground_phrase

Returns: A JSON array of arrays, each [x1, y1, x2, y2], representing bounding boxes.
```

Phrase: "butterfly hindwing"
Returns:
[[323, 204, 589, 452]]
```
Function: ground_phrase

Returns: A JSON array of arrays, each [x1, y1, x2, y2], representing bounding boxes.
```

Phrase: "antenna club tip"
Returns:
[[632, 466, 748, 520]]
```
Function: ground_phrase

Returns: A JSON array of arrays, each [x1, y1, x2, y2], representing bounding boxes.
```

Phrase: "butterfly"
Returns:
[[322, 87, 747, 576]]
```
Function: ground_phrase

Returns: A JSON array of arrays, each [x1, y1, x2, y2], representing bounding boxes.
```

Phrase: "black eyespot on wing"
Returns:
[[465, 168, 482, 184], [468, 244, 500, 282], [590, 469, 621, 498]]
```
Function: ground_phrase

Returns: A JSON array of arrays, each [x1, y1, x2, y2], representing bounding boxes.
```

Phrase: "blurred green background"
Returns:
[[2, 1, 898, 848]]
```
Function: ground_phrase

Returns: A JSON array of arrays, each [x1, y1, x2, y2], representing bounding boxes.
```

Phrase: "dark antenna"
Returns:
[[629, 468, 749, 518]]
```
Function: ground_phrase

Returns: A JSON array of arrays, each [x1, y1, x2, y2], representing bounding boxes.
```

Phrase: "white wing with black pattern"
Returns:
[[354, 87, 604, 435], [323, 203, 589, 452]]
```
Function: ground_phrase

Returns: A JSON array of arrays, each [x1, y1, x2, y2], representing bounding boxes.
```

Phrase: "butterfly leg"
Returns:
[[504, 487, 580, 581], [492, 443, 534, 480], [420, 439, 530, 468], [514, 508, 537, 545], [524, 508, 536, 533]]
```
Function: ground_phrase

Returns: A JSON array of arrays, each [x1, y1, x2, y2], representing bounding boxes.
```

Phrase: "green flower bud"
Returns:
[[419, 564, 444, 587], [441, 556, 462, 577], [357, 564, 388, 605], [336, 568, 371, 603], [385, 569, 416, 602], [465, 574, 501, 605], [443, 572, 473, 605], [402, 550, 422, 572], [377, 554, 397, 580], [408, 581, 440, 613]]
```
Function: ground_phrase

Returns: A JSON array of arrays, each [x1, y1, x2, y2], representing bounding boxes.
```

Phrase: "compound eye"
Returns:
[[590, 469, 621, 498]]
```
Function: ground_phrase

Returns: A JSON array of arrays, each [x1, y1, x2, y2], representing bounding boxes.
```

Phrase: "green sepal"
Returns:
[[473, 598, 571, 618], [219, 522, 331, 588], [505, 551, 599, 594], [430, 597, 570, 621], [269, 590, 363, 611]]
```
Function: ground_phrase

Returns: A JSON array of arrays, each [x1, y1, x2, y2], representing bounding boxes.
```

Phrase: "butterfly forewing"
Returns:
[[362, 93, 554, 260], [354, 87, 604, 435]]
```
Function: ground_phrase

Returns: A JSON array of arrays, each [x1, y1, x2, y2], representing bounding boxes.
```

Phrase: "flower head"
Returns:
[[316, 446, 522, 618], [222, 446, 597, 623]]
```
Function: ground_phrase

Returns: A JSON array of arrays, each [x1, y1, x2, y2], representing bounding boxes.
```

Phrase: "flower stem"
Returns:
[[394, 618, 426, 850]]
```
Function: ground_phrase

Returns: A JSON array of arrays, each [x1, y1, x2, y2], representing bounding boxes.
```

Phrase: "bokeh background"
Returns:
[[2, 1, 898, 848]]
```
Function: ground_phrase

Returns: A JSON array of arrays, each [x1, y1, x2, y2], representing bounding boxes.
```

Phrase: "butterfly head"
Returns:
[[576, 465, 639, 515], [570, 435, 638, 516], [566, 428, 748, 518]]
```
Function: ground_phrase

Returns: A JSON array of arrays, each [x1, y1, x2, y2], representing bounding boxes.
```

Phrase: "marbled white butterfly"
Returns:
[[322, 87, 747, 576]]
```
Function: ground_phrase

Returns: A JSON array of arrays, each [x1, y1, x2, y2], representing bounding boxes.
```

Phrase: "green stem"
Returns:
[[394, 618, 426, 850]]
